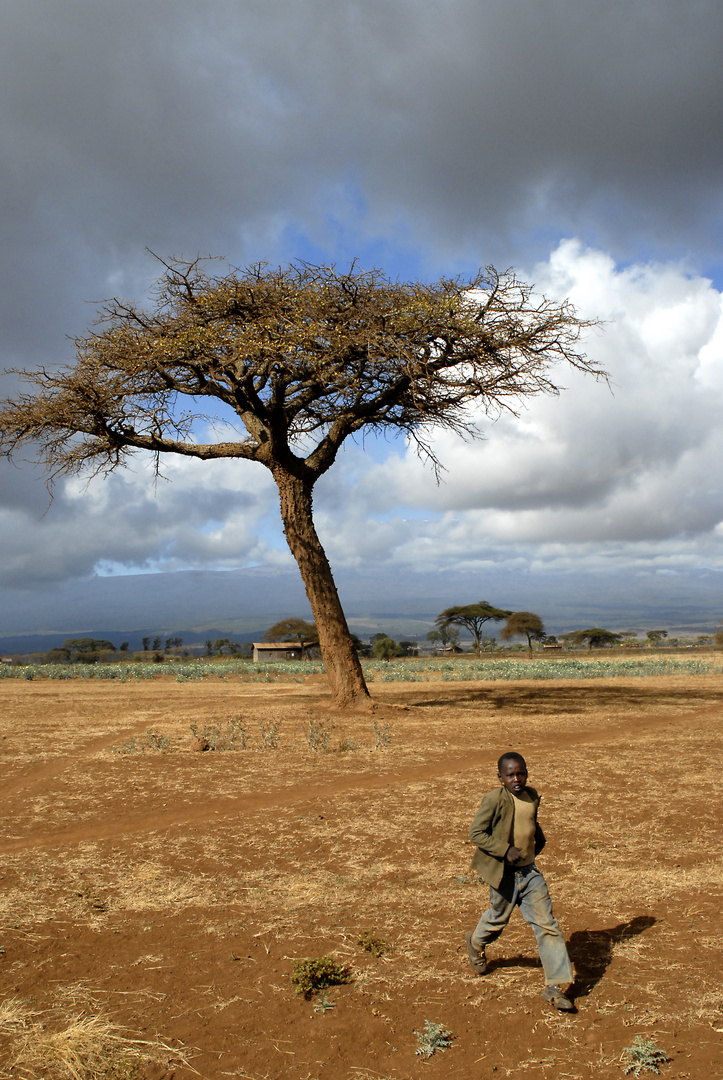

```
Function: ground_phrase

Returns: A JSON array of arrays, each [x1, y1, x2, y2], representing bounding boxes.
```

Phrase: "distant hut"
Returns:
[[252, 641, 320, 663]]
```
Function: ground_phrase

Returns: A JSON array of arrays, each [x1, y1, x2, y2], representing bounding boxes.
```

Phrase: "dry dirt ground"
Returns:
[[1, 673, 722, 1080]]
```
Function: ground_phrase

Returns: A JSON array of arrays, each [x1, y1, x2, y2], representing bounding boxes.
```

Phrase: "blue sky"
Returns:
[[1, 0, 723, 636]]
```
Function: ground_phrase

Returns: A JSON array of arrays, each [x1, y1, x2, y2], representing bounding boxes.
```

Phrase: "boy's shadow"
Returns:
[[566, 915, 656, 999]]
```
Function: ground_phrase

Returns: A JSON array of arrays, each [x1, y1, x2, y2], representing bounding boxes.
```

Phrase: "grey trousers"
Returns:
[[472, 863, 573, 986]]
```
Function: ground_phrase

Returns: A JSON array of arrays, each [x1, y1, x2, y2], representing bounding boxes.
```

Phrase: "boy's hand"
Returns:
[[505, 845, 524, 864]]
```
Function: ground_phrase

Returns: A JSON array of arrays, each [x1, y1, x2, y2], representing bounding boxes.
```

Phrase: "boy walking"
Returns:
[[465, 752, 575, 1011]]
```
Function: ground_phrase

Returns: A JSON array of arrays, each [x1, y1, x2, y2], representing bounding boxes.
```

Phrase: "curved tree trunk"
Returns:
[[274, 467, 372, 709]]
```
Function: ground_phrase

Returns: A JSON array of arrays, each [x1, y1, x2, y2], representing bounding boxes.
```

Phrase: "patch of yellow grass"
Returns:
[[0, 997, 195, 1080]]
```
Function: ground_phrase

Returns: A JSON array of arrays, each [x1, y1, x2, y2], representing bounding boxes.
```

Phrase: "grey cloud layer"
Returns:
[[2, 2, 723, 613], [2, 0, 721, 360]]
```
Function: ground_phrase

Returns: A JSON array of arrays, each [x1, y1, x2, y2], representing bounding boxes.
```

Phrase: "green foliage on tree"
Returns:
[[211, 638, 240, 655], [646, 630, 668, 645], [349, 634, 371, 657], [0, 258, 602, 708], [57, 637, 117, 663], [435, 601, 511, 655], [46, 647, 71, 663], [372, 636, 402, 661], [567, 628, 622, 650], [62, 637, 116, 653], [264, 618, 318, 643], [501, 611, 546, 656], [426, 626, 460, 652]]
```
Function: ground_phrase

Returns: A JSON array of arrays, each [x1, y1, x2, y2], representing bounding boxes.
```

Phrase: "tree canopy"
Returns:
[[264, 618, 318, 643], [372, 636, 402, 661], [500, 611, 546, 656], [435, 601, 512, 654], [0, 258, 602, 708], [566, 628, 622, 650]]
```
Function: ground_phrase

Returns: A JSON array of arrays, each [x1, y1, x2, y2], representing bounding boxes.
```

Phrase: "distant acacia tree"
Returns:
[[435, 601, 511, 655], [264, 618, 318, 643], [59, 637, 116, 663], [0, 258, 602, 708], [568, 628, 622, 650], [646, 630, 668, 646], [501, 611, 546, 657]]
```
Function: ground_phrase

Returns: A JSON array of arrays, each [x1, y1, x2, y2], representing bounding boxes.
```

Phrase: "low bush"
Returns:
[[290, 956, 352, 999]]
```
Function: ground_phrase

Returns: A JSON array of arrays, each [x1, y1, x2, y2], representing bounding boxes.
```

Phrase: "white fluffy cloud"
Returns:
[[312, 242, 723, 572], [3, 242, 723, 589]]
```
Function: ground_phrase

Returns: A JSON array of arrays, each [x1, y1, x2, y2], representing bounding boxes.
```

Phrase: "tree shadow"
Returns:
[[567, 915, 657, 1000]]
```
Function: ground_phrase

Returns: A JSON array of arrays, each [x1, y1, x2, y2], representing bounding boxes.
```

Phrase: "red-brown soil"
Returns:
[[1, 673, 722, 1079]]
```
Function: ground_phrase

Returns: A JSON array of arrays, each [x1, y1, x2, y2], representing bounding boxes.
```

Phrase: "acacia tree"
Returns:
[[501, 611, 546, 657], [0, 259, 602, 709], [264, 617, 318, 642], [435, 601, 512, 655], [569, 628, 622, 650]]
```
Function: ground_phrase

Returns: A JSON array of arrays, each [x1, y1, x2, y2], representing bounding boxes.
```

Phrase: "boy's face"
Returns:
[[498, 758, 528, 794]]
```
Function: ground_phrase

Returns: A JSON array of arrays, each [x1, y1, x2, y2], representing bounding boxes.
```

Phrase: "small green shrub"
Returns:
[[414, 1020, 453, 1058], [621, 1036, 669, 1076], [290, 955, 352, 999], [312, 993, 336, 1014], [357, 930, 387, 957]]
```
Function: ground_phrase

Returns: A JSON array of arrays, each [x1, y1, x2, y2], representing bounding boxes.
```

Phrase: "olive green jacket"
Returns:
[[468, 786, 546, 890]]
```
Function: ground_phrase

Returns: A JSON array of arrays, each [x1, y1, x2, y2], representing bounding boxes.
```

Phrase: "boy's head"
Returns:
[[497, 752, 528, 794]]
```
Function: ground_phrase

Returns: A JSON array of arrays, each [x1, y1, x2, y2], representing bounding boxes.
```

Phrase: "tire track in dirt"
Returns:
[[2, 703, 719, 855]]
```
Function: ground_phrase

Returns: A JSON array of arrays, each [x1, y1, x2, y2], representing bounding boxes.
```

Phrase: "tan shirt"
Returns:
[[511, 790, 537, 865]]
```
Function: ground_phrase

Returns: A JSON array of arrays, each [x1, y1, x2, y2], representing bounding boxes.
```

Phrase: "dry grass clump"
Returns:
[[0, 998, 192, 1080]]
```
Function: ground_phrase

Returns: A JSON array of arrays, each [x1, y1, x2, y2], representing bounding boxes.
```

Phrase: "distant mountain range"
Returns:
[[1, 563, 721, 655]]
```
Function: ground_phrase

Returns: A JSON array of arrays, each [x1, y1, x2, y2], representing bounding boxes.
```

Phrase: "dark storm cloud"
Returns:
[[2, 0, 723, 618], [2, 1, 722, 313]]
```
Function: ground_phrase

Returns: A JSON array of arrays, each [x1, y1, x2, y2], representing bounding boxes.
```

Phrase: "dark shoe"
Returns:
[[542, 984, 575, 1011], [465, 931, 487, 975]]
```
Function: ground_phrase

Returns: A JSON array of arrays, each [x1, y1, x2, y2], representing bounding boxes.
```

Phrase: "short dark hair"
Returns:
[[498, 752, 527, 773]]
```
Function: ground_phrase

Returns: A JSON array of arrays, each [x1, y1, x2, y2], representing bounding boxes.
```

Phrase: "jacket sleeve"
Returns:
[[468, 790, 511, 859]]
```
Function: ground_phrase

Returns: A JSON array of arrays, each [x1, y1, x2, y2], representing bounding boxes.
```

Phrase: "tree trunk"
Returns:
[[274, 467, 372, 709]]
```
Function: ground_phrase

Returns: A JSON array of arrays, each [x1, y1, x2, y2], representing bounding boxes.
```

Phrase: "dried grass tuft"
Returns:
[[3, 1006, 195, 1080]]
